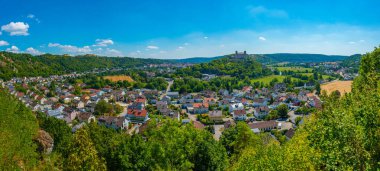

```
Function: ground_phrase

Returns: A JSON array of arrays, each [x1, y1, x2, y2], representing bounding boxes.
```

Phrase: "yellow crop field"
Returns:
[[321, 81, 352, 95], [103, 75, 134, 82]]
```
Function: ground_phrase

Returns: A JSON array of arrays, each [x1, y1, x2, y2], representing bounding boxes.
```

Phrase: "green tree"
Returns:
[[315, 82, 321, 95], [277, 104, 289, 118], [66, 127, 106, 171], [94, 100, 113, 116]]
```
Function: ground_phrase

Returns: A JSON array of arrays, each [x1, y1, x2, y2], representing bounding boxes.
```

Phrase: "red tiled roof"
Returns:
[[193, 102, 209, 108], [127, 109, 147, 117], [234, 109, 246, 116]]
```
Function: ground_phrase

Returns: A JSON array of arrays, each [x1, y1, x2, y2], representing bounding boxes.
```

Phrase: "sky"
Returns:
[[0, 0, 379, 59]]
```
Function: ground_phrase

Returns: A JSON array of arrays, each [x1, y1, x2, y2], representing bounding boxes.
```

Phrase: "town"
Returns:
[[1, 52, 357, 143]]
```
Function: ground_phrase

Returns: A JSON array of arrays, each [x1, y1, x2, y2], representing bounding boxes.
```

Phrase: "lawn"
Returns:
[[274, 67, 313, 72]]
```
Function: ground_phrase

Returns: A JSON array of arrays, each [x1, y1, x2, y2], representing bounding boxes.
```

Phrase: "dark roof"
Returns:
[[224, 120, 233, 129], [193, 121, 205, 129], [285, 128, 295, 139]]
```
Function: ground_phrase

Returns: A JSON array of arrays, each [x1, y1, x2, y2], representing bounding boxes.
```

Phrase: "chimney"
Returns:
[[235, 51, 238, 55], [244, 51, 247, 55]]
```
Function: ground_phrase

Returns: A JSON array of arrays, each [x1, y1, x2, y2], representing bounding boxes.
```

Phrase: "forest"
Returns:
[[0, 47, 379, 170], [175, 57, 272, 79], [0, 52, 168, 80]]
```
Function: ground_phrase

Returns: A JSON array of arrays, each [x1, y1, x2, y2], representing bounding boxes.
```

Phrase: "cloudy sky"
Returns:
[[0, 0, 379, 58]]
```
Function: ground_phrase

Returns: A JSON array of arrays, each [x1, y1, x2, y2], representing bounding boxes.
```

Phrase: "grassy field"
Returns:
[[274, 67, 313, 72], [251, 75, 300, 85], [321, 81, 352, 95], [103, 75, 134, 82], [301, 73, 331, 79]]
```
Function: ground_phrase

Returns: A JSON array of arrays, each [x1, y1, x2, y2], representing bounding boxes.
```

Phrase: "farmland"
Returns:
[[321, 80, 353, 95], [250, 75, 299, 85], [103, 75, 134, 82], [274, 66, 313, 72]]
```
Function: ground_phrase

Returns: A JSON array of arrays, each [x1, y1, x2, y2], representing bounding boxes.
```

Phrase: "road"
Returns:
[[213, 125, 224, 140], [160, 80, 173, 99]]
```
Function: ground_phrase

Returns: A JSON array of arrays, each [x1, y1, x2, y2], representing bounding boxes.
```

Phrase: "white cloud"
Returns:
[[159, 50, 167, 53], [178, 46, 184, 49], [48, 41, 124, 56], [348, 41, 356, 44], [27, 14, 41, 23], [184, 42, 190, 46], [27, 14, 35, 19], [48, 43, 92, 54], [258, 36, 266, 41], [94, 39, 114, 47], [0, 40, 9, 46], [6, 46, 20, 53], [146, 45, 159, 50], [26, 47, 43, 55], [249, 6, 288, 18], [203, 36, 209, 39], [101, 48, 123, 57], [1, 22, 30, 36]]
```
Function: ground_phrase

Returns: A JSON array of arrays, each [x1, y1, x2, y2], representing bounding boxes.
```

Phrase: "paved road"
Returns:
[[213, 125, 224, 140], [160, 80, 174, 99], [287, 110, 299, 123], [116, 102, 129, 117]]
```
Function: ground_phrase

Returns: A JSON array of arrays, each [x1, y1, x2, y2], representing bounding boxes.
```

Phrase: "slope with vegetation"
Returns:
[[0, 52, 167, 80], [176, 56, 272, 79]]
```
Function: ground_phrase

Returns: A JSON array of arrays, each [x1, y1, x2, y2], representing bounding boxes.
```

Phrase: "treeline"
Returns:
[[176, 57, 272, 79], [0, 52, 168, 80], [68, 74, 168, 91], [172, 76, 248, 93]]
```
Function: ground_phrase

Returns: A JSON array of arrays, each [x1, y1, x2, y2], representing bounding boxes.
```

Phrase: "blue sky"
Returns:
[[0, 0, 379, 58]]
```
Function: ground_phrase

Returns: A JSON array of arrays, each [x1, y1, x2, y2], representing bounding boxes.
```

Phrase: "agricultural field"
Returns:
[[103, 75, 134, 82], [250, 75, 300, 85], [301, 73, 331, 79], [321, 81, 352, 95], [274, 66, 313, 72]]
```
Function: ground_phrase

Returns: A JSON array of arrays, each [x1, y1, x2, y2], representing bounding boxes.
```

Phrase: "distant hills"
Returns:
[[175, 53, 359, 64], [170, 56, 223, 63], [0, 51, 361, 80]]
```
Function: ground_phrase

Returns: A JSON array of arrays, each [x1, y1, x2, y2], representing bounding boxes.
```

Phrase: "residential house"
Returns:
[[232, 109, 247, 121], [98, 116, 130, 130], [229, 103, 244, 113], [248, 121, 279, 133], [252, 98, 267, 107], [126, 109, 149, 123], [167, 92, 179, 99], [193, 103, 209, 114], [209, 110, 223, 122], [77, 112, 96, 123], [254, 106, 270, 119]]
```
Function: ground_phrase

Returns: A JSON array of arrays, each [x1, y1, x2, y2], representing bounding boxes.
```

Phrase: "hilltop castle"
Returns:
[[233, 51, 248, 59]]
